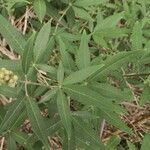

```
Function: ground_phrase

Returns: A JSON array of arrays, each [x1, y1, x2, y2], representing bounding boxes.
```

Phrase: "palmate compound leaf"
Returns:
[[0, 99, 25, 134], [33, 20, 51, 63], [63, 64, 104, 85], [0, 15, 26, 55], [25, 97, 50, 150], [63, 85, 130, 133], [57, 89, 72, 140], [76, 30, 91, 69]]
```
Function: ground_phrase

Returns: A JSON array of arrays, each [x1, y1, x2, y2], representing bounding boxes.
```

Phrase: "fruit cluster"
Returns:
[[0, 68, 18, 87]]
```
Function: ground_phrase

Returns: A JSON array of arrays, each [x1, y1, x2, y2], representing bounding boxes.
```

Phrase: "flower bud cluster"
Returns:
[[0, 68, 18, 87]]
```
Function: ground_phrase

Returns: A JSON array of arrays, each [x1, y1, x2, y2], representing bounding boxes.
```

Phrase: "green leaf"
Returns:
[[39, 88, 58, 104], [131, 21, 143, 50], [73, 6, 93, 21], [94, 12, 124, 31], [93, 27, 128, 47], [90, 50, 145, 81], [11, 131, 34, 150], [46, 120, 62, 136], [76, 30, 90, 69], [63, 64, 104, 85], [8, 134, 17, 150], [57, 61, 64, 84], [0, 99, 24, 134], [0, 106, 5, 125], [63, 85, 130, 133], [0, 85, 18, 98], [74, 0, 108, 7], [0, 15, 26, 55], [33, 21, 51, 63], [106, 135, 120, 150], [22, 32, 35, 74], [4, 0, 28, 13], [91, 82, 132, 102], [73, 117, 105, 149], [25, 97, 50, 150], [33, 0, 46, 22], [36, 64, 57, 79], [140, 86, 150, 105], [0, 60, 21, 72], [141, 133, 150, 150], [57, 89, 72, 139], [58, 37, 75, 72]]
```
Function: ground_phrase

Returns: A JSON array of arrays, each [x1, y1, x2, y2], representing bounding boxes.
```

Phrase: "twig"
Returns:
[[0, 137, 5, 150], [23, 6, 29, 35], [100, 119, 105, 139], [124, 73, 150, 77], [25, 75, 29, 97], [121, 68, 139, 105]]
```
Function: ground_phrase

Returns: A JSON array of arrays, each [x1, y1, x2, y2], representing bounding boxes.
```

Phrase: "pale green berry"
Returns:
[[9, 79, 14, 84], [0, 72, 4, 79], [8, 83, 15, 87], [4, 69, 10, 75], [1, 68, 6, 71], [4, 75, 10, 81], [13, 75, 18, 81]]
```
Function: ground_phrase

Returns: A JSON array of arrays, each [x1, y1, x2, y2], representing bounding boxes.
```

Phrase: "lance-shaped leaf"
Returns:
[[46, 120, 62, 136], [33, 21, 51, 63], [0, 85, 18, 98], [0, 106, 5, 125], [58, 37, 75, 72], [63, 85, 130, 133], [73, 6, 93, 21], [91, 82, 132, 101], [0, 99, 25, 134], [63, 64, 104, 85], [90, 50, 145, 81], [22, 33, 35, 74], [94, 12, 124, 31], [25, 97, 50, 150], [11, 131, 34, 150], [74, 0, 108, 7], [8, 134, 17, 150], [57, 61, 64, 85], [33, 0, 46, 22], [76, 30, 90, 69], [57, 89, 72, 139], [0, 60, 22, 72], [131, 21, 143, 51], [0, 15, 26, 55], [73, 117, 105, 149], [39, 87, 58, 104]]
